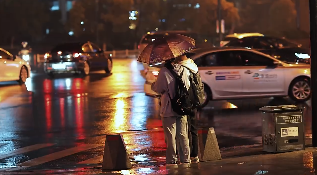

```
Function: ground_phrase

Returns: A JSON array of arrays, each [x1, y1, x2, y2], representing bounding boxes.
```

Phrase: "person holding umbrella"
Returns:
[[138, 34, 199, 164]]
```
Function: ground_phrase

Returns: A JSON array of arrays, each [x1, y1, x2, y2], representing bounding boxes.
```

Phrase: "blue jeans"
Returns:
[[162, 116, 190, 164]]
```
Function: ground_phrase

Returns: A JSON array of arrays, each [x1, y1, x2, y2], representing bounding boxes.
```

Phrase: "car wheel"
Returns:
[[288, 77, 311, 102], [19, 66, 28, 84], [199, 84, 211, 109], [81, 61, 90, 76], [105, 57, 113, 73]]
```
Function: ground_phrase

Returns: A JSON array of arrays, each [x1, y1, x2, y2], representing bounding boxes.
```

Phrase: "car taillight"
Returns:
[[152, 70, 159, 77], [73, 53, 81, 58]]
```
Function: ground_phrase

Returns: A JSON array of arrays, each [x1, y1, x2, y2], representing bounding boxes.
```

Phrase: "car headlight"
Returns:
[[22, 55, 30, 61], [295, 53, 310, 59]]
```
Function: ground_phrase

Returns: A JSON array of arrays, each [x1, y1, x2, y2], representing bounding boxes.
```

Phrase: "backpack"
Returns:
[[187, 67, 205, 108], [165, 63, 205, 115]]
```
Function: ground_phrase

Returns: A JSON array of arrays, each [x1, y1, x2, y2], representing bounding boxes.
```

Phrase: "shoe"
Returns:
[[191, 156, 199, 163]]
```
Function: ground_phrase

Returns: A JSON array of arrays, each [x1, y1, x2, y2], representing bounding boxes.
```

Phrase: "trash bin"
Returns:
[[259, 105, 304, 153]]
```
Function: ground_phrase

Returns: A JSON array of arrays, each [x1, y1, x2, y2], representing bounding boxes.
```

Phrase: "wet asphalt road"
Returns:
[[0, 58, 313, 172]]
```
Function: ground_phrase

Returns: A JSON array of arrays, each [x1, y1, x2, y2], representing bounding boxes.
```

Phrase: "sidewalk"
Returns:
[[91, 147, 315, 175], [139, 148, 317, 175], [2, 147, 316, 174]]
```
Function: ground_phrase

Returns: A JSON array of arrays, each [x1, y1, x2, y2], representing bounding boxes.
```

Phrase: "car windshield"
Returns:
[[51, 43, 82, 52], [267, 37, 299, 48]]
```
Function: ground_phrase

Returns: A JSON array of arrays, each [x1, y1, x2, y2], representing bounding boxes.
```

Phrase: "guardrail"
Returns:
[[35, 49, 139, 63]]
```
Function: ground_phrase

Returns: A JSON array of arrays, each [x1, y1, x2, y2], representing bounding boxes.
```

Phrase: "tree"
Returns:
[[134, 0, 162, 38], [236, 0, 274, 33], [160, 0, 198, 31], [68, 0, 96, 37], [0, 0, 50, 44], [269, 0, 297, 31], [194, 0, 240, 35], [68, 0, 134, 47], [101, 0, 133, 33]]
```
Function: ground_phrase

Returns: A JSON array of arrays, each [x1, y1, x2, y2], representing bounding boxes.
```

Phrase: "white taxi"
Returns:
[[0, 48, 31, 84], [144, 47, 311, 108]]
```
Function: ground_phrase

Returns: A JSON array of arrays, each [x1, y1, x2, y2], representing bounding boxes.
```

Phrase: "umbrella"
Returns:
[[137, 34, 195, 65]]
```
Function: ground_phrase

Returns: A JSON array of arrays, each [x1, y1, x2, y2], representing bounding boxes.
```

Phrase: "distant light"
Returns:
[[147, 32, 150, 34], [69, 31, 74, 36], [81, 21, 84, 25], [129, 24, 136, 29], [188, 4, 192, 7], [155, 28, 158, 31], [46, 29, 49, 34], [254, 170, 268, 175], [162, 19, 166, 22], [194, 3, 200, 9], [129, 11, 137, 20], [51, 6, 59, 11]]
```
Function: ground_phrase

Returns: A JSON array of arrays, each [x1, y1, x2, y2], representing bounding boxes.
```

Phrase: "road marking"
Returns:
[[17, 144, 102, 167], [78, 155, 103, 164], [0, 143, 53, 160]]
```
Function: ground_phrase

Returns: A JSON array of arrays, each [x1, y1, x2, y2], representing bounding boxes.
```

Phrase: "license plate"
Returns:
[[52, 64, 66, 69]]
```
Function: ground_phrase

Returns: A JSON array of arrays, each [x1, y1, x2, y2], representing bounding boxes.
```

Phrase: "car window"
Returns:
[[266, 37, 299, 48], [238, 51, 274, 66], [196, 51, 243, 67], [224, 38, 253, 48], [82, 43, 91, 52], [0, 50, 12, 60], [252, 38, 272, 49], [51, 43, 82, 52], [90, 43, 101, 52]]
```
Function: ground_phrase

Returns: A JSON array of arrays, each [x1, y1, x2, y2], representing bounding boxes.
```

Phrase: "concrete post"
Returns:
[[309, 0, 317, 147]]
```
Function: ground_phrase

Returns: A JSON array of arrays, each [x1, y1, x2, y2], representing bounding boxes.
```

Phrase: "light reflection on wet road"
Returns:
[[0, 58, 312, 171]]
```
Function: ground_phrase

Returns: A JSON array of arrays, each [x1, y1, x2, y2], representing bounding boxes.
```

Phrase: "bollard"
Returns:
[[102, 134, 132, 171], [36, 54, 40, 63], [198, 127, 222, 162], [125, 49, 129, 57]]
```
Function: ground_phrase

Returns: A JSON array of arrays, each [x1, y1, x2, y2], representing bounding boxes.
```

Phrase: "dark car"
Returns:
[[44, 41, 113, 76], [221, 33, 310, 64]]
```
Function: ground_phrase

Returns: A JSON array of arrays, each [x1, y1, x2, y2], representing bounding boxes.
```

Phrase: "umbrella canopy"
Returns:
[[137, 34, 195, 65]]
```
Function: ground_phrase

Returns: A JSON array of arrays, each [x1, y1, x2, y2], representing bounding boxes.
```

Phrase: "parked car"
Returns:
[[144, 47, 311, 108], [221, 33, 310, 64], [44, 41, 113, 76], [0, 48, 31, 84]]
